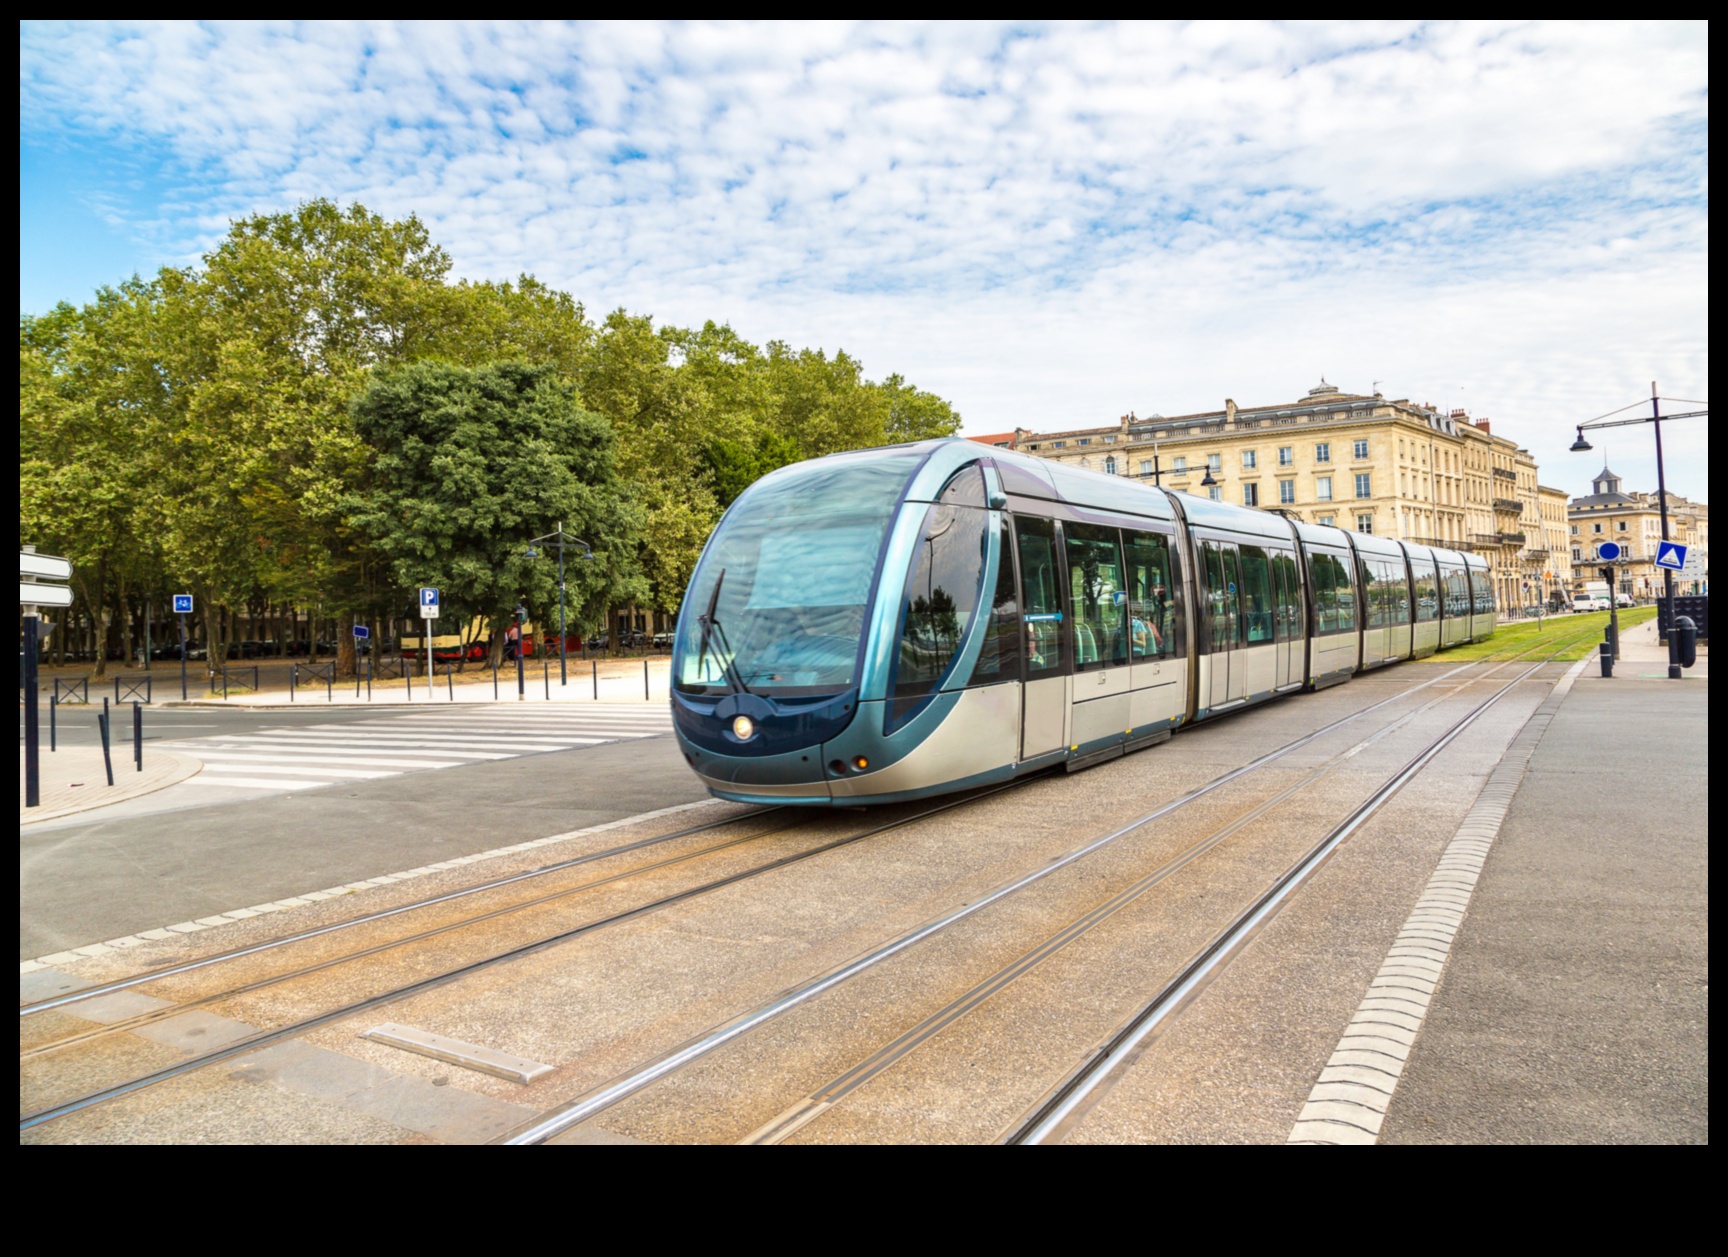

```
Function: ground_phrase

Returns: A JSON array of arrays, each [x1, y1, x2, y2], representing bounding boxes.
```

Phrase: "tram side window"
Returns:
[[1442, 565, 1469, 618], [1015, 515, 1065, 679], [1382, 561, 1411, 625], [1201, 540, 1241, 652], [1414, 561, 1440, 622], [1359, 558, 1381, 628], [968, 518, 1021, 686], [1065, 522, 1126, 671], [1270, 549, 1302, 642], [890, 503, 987, 727], [1309, 551, 1356, 634], [1124, 531, 1178, 660], [1472, 572, 1495, 616], [1239, 545, 1275, 644]]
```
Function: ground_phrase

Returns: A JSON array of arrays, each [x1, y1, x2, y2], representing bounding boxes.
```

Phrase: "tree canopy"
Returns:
[[19, 198, 964, 673]]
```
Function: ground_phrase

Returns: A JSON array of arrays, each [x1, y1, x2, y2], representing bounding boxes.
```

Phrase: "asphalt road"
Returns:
[[20, 732, 705, 959]]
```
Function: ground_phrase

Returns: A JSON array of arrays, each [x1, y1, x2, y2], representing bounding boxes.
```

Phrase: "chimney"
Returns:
[[1224, 398, 1236, 427], [1013, 427, 1029, 446], [1476, 419, 1490, 435]]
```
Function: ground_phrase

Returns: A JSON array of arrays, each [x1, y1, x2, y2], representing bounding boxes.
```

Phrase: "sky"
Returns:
[[19, 21, 1710, 501]]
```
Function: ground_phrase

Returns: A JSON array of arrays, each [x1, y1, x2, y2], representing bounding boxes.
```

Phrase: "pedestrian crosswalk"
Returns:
[[159, 704, 674, 795]]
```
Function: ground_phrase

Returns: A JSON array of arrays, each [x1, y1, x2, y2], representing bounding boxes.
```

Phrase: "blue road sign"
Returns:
[[1655, 541, 1688, 572], [1596, 541, 1621, 561], [173, 593, 194, 614], [419, 587, 440, 618], [352, 625, 370, 639]]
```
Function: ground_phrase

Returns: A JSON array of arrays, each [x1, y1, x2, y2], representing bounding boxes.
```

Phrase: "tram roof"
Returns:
[[912, 440, 1178, 523]]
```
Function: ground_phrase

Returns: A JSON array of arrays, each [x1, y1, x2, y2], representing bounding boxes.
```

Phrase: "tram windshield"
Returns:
[[675, 449, 924, 698]]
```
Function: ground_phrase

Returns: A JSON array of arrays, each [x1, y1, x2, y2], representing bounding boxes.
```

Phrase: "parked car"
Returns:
[[652, 630, 675, 649], [587, 631, 610, 651]]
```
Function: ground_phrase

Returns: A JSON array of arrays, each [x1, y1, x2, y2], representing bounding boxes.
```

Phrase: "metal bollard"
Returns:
[[447, 665, 454, 701], [592, 660, 598, 701], [290, 665, 296, 702], [644, 658, 649, 701], [493, 657, 499, 701], [98, 712, 115, 785], [133, 701, 143, 771], [50, 694, 57, 753], [544, 658, 550, 701], [1599, 640, 1614, 678]]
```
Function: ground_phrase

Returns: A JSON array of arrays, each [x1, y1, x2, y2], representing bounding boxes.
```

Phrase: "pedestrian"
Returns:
[[505, 620, 521, 662]]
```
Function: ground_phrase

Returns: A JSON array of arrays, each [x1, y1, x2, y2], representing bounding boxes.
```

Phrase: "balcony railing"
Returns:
[[1493, 467, 1518, 481], [1493, 497, 1522, 513]]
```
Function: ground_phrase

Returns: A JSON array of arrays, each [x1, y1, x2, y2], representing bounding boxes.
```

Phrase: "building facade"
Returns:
[[1567, 467, 1710, 600], [1009, 381, 1550, 614]]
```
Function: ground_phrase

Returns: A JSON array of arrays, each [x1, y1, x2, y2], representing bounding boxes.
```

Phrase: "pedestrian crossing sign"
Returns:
[[1655, 542, 1688, 572]]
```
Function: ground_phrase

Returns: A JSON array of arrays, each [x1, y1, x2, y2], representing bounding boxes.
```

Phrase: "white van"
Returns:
[[1573, 593, 1610, 612]]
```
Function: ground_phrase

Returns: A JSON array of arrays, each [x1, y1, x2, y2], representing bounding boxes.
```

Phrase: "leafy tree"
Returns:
[[344, 360, 645, 662]]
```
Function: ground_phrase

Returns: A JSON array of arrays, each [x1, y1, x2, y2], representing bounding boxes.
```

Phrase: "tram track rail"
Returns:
[[23, 629, 1586, 1141], [500, 648, 1566, 1144], [1000, 652, 1559, 1144]]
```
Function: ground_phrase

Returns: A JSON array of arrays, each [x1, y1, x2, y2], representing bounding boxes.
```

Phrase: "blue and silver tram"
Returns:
[[670, 439, 1494, 806]]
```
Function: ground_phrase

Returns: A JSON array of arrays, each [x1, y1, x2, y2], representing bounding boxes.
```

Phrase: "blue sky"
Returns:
[[19, 21, 1710, 500]]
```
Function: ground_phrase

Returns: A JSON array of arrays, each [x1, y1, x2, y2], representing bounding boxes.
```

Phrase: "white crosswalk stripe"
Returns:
[[161, 704, 674, 795]]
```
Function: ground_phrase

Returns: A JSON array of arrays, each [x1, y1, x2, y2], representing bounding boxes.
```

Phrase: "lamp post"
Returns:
[[514, 600, 528, 699], [527, 524, 594, 687], [1569, 385, 1707, 680]]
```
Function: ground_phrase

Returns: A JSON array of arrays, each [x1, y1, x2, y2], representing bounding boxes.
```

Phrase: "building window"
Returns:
[[1617, 521, 1627, 531], [1104, 435, 1115, 443], [1316, 476, 1333, 502], [1357, 514, 1373, 534], [1208, 486, 1223, 502], [1572, 548, 1581, 561], [1078, 438, 1090, 446], [1318, 515, 1335, 527], [1279, 480, 1295, 505], [1139, 460, 1152, 475], [1315, 443, 1331, 463], [1278, 446, 1293, 466], [1355, 473, 1372, 499], [1243, 449, 1257, 469], [1052, 441, 1065, 449], [1354, 438, 1369, 459], [1207, 453, 1222, 472], [1172, 456, 1187, 473], [1592, 523, 1602, 533], [1243, 483, 1259, 507], [1104, 456, 1116, 475], [1570, 524, 1578, 534]]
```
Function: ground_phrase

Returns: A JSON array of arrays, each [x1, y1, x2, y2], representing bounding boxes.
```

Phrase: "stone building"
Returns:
[[1010, 381, 1548, 613], [1567, 466, 1710, 600]]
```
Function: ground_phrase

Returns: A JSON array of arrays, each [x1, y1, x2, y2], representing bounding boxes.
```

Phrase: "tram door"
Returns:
[[1014, 515, 1067, 760], [1269, 547, 1303, 689], [1200, 539, 1246, 708]]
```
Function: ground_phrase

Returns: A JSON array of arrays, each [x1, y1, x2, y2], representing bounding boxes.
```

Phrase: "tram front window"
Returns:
[[675, 450, 922, 698]]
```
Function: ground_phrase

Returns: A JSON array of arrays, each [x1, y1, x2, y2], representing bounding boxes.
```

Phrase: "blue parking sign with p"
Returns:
[[173, 594, 194, 614], [419, 587, 440, 618]]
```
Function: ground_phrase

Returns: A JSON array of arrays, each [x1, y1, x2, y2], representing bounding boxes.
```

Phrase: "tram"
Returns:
[[670, 439, 1494, 806]]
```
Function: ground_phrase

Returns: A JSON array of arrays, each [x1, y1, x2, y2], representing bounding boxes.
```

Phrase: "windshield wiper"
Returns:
[[696, 570, 752, 697]]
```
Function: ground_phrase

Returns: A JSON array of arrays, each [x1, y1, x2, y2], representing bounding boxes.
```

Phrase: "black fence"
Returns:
[[114, 674, 153, 704], [212, 665, 260, 698], [1657, 596, 1709, 643], [292, 661, 335, 701], [53, 676, 90, 705]]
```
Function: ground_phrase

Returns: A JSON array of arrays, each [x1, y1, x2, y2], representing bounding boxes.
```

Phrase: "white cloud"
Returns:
[[19, 19, 1710, 498]]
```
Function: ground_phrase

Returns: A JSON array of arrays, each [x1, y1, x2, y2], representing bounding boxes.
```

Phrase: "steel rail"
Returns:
[[741, 656, 1522, 1144], [1002, 654, 1554, 1145], [20, 783, 1022, 1132], [20, 806, 779, 1019], [500, 655, 1523, 1144]]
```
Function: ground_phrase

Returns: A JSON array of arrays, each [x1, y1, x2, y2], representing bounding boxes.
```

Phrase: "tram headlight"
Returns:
[[731, 715, 755, 741]]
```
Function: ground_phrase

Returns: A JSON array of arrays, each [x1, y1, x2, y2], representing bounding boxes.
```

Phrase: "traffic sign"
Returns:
[[1654, 542, 1688, 572], [353, 624, 371, 639], [173, 593, 194, 614], [18, 582, 73, 607], [20, 552, 72, 581], [419, 587, 440, 619], [1596, 541, 1621, 562]]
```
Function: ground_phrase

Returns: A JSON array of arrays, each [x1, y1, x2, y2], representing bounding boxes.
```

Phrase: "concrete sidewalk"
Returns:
[[1380, 658, 1708, 1142], [20, 745, 203, 823]]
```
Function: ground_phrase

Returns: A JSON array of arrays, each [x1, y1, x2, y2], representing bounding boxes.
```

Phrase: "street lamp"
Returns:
[[1200, 464, 1218, 490], [1569, 385, 1707, 679], [527, 523, 594, 687]]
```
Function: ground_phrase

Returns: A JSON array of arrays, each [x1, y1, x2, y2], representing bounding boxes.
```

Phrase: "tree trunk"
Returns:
[[337, 619, 358, 680]]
